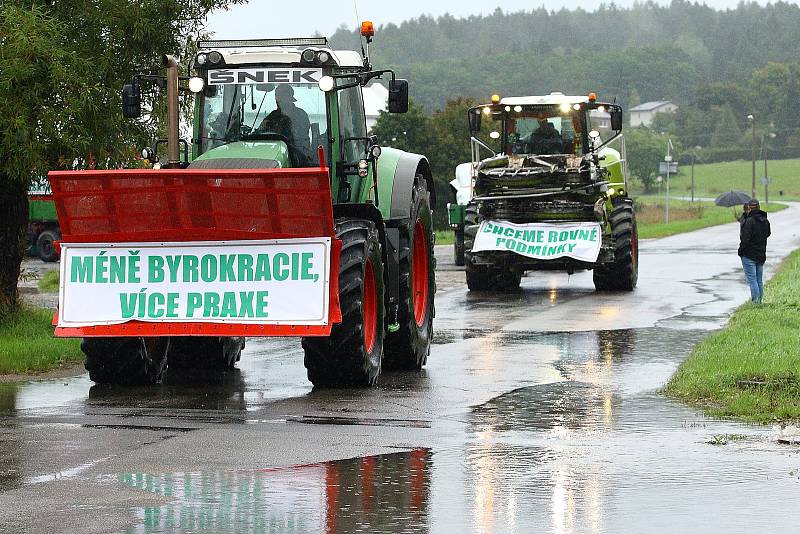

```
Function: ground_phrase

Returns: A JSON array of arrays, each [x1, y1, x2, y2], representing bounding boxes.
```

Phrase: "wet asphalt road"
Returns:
[[3, 205, 800, 533]]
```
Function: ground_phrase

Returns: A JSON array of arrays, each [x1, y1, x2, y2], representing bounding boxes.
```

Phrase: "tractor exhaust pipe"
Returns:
[[163, 54, 180, 168]]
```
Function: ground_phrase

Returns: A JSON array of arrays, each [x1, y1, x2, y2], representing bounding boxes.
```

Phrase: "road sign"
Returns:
[[659, 161, 678, 174]]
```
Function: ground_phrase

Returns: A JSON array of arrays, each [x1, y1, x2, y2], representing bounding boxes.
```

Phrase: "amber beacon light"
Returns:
[[361, 21, 375, 40]]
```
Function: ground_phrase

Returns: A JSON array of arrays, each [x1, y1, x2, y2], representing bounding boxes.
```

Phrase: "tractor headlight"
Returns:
[[370, 145, 382, 159], [607, 187, 616, 196], [317, 50, 330, 64], [188, 77, 205, 93], [358, 159, 369, 177], [207, 51, 223, 65], [195, 53, 208, 66], [318, 75, 335, 92], [301, 48, 316, 63]]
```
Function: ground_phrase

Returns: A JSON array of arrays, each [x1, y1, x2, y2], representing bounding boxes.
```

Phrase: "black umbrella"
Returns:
[[715, 190, 753, 207]]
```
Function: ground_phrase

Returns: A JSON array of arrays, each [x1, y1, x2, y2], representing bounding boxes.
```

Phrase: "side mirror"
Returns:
[[610, 109, 623, 131], [122, 83, 142, 119], [468, 109, 482, 133], [388, 79, 409, 113]]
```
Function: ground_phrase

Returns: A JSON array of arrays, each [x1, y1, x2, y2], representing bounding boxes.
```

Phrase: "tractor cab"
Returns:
[[468, 93, 624, 169]]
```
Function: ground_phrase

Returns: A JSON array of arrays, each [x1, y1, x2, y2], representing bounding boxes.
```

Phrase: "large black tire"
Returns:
[[383, 175, 435, 371], [453, 225, 465, 266], [302, 218, 385, 387], [166, 337, 245, 375], [83, 337, 169, 385], [37, 229, 61, 263], [464, 202, 522, 291], [593, 198, 638, 291]]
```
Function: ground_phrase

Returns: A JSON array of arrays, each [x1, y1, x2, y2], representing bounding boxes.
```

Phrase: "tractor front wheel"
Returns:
[[166, 337, 245, 378], [593, 198, 638, 291], [82, 337, 169, 385], [383, 175, 435, 371], [302, 218, 385, 387], [464, 202, 521, 291], [37, 229, 61, 263]]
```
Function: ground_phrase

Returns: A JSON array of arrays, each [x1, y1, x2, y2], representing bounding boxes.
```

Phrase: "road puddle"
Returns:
[[120, 449, 431, 533]]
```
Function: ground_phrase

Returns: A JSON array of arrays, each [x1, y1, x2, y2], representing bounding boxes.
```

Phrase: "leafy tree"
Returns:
[[709, 105, 744, 148], [371, 99, 433, 154], [626, 128, 671, 193], [0, 0, 242, 317]]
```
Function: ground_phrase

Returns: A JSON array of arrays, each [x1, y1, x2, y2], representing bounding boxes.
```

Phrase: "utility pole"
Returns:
[[748, 114, 756, 198], [665, 138, 673, 224], [691, 153, 695, 203]]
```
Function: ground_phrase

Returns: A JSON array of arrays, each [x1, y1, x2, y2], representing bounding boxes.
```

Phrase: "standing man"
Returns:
[[738, 199, 771, 303]]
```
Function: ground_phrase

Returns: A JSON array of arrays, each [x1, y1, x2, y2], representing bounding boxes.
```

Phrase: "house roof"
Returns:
[[629, 101, 674, 112]]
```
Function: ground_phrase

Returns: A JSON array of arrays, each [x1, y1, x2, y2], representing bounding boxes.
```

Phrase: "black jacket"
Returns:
[[738, 209, 771, 263]]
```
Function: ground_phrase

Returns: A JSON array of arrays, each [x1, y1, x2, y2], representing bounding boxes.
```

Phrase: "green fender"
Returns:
[[599, 147, 624, 185], [375, 147, 436, 222]]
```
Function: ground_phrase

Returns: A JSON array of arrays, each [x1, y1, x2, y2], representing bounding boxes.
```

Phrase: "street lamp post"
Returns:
[[747, 114, 756, 198]]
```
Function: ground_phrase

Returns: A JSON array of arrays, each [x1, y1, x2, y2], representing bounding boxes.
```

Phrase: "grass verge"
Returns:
[[629, 157, 800, 201], [635, 197, 786, 239], [0, 306, 82, 375], [664, 249, 800, 423], [435, 229, 455, 246], [37, 270, 60, 293]]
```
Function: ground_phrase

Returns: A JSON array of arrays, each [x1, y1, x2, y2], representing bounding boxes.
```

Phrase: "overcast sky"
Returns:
[[206, 0, 778, 39]]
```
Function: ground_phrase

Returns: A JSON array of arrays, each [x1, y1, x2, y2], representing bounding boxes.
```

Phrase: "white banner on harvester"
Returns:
[[472, 220, 602, 262], [57, 239, 331, 327]]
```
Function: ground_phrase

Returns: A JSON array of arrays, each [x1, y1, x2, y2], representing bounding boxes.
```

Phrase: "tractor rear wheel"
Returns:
[[302, 218, 385, 387], [593, 198, 638, 291], [37, 229, 61, 263], [384, 175, 435, 370], [166, 337, 245, 377], [83, 337, 169, 385], [464, 202, 521, 291]]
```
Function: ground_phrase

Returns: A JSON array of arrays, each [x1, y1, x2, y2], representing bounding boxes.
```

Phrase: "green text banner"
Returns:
[[57, 239, 331, 327], [472, 220, 601, 262]]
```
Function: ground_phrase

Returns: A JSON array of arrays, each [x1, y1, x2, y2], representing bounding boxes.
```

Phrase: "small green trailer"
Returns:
[[27, 182, 61, 262]]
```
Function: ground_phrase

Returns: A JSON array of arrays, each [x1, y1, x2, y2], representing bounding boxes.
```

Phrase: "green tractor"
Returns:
[[49, 25, 436, 388], [449, 92, 637, 291]]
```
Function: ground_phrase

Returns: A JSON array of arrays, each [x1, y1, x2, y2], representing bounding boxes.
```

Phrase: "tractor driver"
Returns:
[[258, 85, 312, 165], [530, 118, 562, 154]]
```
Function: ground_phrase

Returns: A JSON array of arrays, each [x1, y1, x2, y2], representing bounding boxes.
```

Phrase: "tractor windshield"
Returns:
[[199, 82, 328, 165], [491, 106, 587, 157]]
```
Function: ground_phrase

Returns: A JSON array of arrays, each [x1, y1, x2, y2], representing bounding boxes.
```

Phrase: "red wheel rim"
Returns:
[[411, 220, 429, 327], [363, 259, 377, 353]]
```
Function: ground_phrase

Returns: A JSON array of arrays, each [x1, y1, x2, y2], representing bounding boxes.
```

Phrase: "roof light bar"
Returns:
[[197, 37, 328, 49]]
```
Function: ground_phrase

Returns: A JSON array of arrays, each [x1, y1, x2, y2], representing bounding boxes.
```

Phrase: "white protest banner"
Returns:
[[472, 220, 602, 262], [58, 239, 331, 327]]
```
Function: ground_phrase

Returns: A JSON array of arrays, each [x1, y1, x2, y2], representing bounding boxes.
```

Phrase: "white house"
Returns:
[[629, 101, 678, 127], [362, 83, 388, 131]]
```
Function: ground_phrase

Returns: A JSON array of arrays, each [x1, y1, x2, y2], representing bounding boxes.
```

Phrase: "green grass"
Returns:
[[634, 197, 787, 239], [665, 249, 800, 423], [630, 157, 800, 201], [435, 229, 455, 245], [37, 270, 60, 293], [0, 306, 82, 375]]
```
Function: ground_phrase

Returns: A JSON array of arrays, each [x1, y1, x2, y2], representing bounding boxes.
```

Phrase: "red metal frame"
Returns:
[[49, 166, 341, 338]]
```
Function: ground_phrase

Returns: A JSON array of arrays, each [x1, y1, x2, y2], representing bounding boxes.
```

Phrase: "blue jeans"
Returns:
[[741, 256, 764, 303]]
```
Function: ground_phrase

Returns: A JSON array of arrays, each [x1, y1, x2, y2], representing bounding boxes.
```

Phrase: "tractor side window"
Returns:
[[337, 84, 368, 163]]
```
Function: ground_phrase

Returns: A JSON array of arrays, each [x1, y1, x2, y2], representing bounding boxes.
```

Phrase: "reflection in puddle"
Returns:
[[120, 450, 430, 533]]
